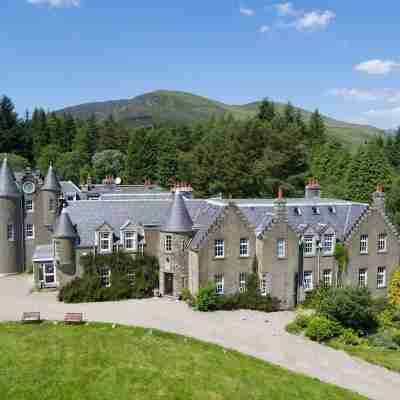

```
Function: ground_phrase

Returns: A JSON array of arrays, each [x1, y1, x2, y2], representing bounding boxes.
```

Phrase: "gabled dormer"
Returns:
[[119, 220, 143, 253], [95, 222, 114, 254]]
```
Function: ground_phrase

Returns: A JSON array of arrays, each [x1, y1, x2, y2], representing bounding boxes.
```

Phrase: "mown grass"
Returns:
[[0, 322, 366, 400], [329, 340, 400, 373]]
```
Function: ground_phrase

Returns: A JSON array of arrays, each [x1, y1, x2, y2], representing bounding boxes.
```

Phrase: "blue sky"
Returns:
[[2, 0, 400, 129]]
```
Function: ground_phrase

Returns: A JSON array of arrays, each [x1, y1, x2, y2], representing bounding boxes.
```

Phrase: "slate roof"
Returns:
[[53, 208, 79, 239], [32, 245, 54, 262], [60, 181, 81, 196], [0, 158, 21, 199], [42, 165, 61, 192], [162, 193, 194, 233], [64, 196, 369, 249]]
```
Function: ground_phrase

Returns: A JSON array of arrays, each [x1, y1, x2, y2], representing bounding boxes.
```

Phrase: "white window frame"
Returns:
[[303, 271, 313, 291], [303, 235, 314, 256], [165, 235, 172, 253], [214, 239, 225, 258], [277, 239, 286, 258], [377, 233, 387, 253], [215, 273, 224, 295], [100, 267, 111, 288], [323, 269, 332, 287], [124, 231, 136, 251], [260, 273, 270, 296], [26, 224, 35, 240], [239, 272, 247, 293], [322, 233, 335, 255], [360, 234, 368, 254], [239, 238, 249, 257], [358, 268, 368, 288], [377, 267, 386, 289], [7, 224, 14, 242], [99, 231, 112, 253], [25, 199, 34, 213]]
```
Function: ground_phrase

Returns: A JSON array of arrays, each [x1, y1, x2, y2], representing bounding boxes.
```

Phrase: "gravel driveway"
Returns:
[[1, 274, 399, 400]]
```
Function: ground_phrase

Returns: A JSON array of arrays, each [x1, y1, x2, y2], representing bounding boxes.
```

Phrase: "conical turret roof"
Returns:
[[0, 158, 21, 199], [162, 192, 193, 233], [42, 164, 61, 192], [53, 208, 78, 239]]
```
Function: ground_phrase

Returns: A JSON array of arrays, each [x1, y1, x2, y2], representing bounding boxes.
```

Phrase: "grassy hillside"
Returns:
[[58, 90, 383, 149]]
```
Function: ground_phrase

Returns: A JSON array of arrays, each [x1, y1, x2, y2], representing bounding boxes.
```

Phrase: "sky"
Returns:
[[2, 0, 400, 129]]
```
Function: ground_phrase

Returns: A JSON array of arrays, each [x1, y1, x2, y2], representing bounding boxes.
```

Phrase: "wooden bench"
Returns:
[[21, 312, 41, 323], [64, 313, 83, 324]]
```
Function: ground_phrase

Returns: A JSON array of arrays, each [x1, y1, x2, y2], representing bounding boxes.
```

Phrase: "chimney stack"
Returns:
[[373, 184, 385, 213], [305, 178, 321, 199], [274, 186, 287, 223]]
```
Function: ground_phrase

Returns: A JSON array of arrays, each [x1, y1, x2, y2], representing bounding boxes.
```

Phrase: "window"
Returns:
[[277, 239, 286, 258], [260, 273, 270, 296], [239, 238, 249, 257], [100, 267, 111, 288], [7, 224, 14, 241], [323, 269, 332, 287], [239, 272, 247, 293], [25, 199, 34, 212], [360, 234, 368, 254], [165, 235, 172, 252], [26, 224, 34, 239], [214, 239, 224, 258], [303, 271, 313, 291], [99, 231, 111, 252], [303, 235, 314, 255], [124, 231, 136, 251], [377, 267, 386, 289], [127, 269, 136, 287], [215, 274, 224, 295], [322, 234, 335, 254], [358, 268, 368, 288], [49, 198, 55, 212], [312, 206, 320, 215], [328, 206, 336, 214], [377, 233, 387, 253], [294, 207, 302, 216]]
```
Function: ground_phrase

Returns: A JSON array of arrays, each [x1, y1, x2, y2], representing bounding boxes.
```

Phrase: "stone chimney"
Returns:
[[171, 181, 194, 198], [373, 184, 385, 213], [305, 178, 321, 199], [273, 187, 288, 223]]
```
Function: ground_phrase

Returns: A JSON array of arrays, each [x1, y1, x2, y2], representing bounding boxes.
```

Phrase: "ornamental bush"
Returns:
[[317, 286, 378, 334], [305, 316, 342, 342], [193, 283, 218, 312], [58, 251, 159, 303], [337, 328, 363, 346], [286, 313, 312, 335], [388, 267, 400, 307]]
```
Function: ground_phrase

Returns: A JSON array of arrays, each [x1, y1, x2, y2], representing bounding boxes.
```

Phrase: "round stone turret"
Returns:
[[41, 164, 61, 228], [0, 158, 23, 274], [162, 192, 193, 234]]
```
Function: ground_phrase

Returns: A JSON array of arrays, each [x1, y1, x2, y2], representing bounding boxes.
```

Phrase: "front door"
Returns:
[[164, 273, 174, 296], [40, 263, 56, 288]]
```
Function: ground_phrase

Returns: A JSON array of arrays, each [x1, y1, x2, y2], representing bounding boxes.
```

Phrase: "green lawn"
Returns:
[[0, 322, 366, 400], [329, 340, 400, 373]]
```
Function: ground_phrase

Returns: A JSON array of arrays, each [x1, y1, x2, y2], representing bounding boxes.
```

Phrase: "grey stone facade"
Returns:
[[1, 160, 399, 309]]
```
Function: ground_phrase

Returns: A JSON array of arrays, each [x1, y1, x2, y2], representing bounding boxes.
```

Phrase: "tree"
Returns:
[[92, 150, 126, 181], [55, 151, 83, 184], [72, 115, 98, 163], [308, 109, 326, 144], [0, 96, 20, 154], [97, 115, 129, 152], [157, 128, 179, 188], [388, 267, 400, 307], [0, 153, 30, 171], [258, 98, 276, 122], [36, 144, 61, 174]]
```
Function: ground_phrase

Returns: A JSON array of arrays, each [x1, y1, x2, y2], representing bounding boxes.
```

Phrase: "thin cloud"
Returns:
[[274, 2, 298, 17], [354, 59, 400, 75], [27, 0, 80, 7], [295, 10, 336, 31], [328, 88, 400, 104], [362, 107, 400, 129], [258, 25, 271, 33], [240, 7, 255, 17]]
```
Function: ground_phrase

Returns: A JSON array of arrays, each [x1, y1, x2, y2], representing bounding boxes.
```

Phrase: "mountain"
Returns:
[[58, 90, 384, 149]]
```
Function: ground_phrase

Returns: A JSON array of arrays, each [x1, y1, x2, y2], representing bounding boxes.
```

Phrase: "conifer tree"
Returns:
[[258, 98, 276, 122], [308, 109, 326, 144]]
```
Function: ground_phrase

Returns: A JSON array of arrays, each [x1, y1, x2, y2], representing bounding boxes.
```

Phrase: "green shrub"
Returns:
[[393, 331, 400, 347], [58, 252, 159, 303], [305, 316, 342, 342], [193, 283, 218, 312], [317, 286, 377, 334], [286, 313, 312, 335], [388, 267, 400, 307], [368, 329, 400, 350], [180, 288, 193, 303], [337, 328, 363, 346], [302, 286, 330, 309]]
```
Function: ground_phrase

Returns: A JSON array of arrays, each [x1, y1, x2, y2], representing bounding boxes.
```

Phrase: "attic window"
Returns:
[[328, 206, 336, 214], [294, 207, 302, 216], [312, 206, 320, 215]]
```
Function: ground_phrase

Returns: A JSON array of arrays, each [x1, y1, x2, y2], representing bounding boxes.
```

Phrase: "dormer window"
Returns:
[[322, 233, 335, 254], [99, 231, 112, 253], [328, 206, 336, 214], [294, 207, 302, 216], [165, 235, 172, 252], [312, 206, 320, 215], [124, 231, 136, 251]]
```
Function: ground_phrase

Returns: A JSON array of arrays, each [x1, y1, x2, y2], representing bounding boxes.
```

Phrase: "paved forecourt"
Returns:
[[0, 274, 399, 400]]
